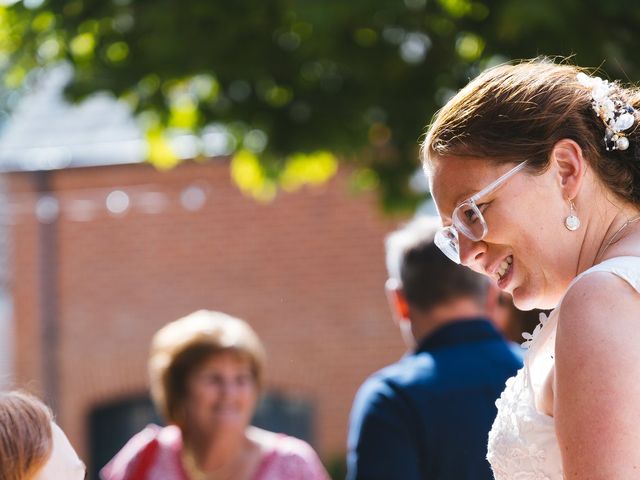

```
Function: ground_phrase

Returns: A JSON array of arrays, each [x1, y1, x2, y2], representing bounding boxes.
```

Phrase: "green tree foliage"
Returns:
[[1, 0, 640, 210]]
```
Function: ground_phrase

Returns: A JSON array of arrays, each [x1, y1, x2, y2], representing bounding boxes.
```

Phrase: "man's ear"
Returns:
[[551, 138, 586, 201], [385, 278, 410, 325]]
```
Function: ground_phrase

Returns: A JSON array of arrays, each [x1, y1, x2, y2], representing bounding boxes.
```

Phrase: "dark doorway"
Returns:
[[89, 395, 161, 480]]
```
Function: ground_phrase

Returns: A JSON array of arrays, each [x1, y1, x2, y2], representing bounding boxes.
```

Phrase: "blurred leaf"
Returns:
[[169, 96, 199, 129], [437, 0, 473, 17], [31, 11, 55, 32], [69, 32, 95, 59], [4, 64, 25, 87], [456, 32, 485, 61], [280, 151, 338, 191], [147, 128, 179, 170], [105, 41, 129, 63], [230, 149, 277, 201], [350, 168, 380, 193]]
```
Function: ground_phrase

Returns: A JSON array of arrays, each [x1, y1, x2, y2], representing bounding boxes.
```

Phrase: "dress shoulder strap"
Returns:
[[568, 256, 640, 294]]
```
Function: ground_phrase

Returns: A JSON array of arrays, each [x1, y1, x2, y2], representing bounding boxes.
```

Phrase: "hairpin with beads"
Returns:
[[577, 72, 635, 151]]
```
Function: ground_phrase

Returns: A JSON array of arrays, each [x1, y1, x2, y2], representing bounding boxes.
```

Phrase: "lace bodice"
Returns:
[[487, 256, 640, 480], [487, 310, 562, 480]]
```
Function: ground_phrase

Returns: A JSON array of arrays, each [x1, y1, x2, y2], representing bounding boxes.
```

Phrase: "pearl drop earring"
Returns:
[[565, 200, 581, 231]]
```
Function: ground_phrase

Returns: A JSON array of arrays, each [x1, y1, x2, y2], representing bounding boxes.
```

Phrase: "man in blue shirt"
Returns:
[[347, 217, 522, 480]]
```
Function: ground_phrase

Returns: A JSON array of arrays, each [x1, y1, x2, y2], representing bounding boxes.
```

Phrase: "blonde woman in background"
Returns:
[[101, 310, 330, 480], [0, 391, 86, 480]]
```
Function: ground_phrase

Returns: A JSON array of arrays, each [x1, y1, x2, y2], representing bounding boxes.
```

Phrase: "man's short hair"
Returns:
[[385, 216, 489, 312]]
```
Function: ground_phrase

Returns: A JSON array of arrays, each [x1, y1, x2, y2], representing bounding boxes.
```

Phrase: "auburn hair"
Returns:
[[423, 58, 640, 205]]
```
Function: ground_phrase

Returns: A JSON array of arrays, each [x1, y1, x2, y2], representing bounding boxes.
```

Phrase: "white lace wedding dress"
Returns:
[[486, 256, 640, 480]]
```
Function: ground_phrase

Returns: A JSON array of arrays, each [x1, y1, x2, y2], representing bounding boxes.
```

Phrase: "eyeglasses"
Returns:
[[434, 160, 529, 264]]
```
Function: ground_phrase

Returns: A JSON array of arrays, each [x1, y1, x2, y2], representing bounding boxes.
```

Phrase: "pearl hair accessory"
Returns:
[[577, 72, 636, 151]]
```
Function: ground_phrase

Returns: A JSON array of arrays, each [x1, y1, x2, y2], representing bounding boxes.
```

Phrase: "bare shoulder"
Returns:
[[558, 272, 640, 346], [554, 270, 640, 477], [556, 269, 640, 383]]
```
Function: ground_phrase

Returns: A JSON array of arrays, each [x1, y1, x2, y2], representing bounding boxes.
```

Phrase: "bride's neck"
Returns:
[[575, 199, 640, 274]]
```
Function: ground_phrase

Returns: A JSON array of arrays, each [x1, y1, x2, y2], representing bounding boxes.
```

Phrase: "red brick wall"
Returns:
[[8, 160, 407, 467]]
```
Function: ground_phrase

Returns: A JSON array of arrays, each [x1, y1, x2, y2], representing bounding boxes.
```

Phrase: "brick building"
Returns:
[[0, 66, 416, 479], [6, 160, 406, 477]]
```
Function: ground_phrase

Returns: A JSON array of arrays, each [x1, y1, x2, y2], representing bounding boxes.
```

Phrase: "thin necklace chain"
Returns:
[[595, 213, 640, 263]]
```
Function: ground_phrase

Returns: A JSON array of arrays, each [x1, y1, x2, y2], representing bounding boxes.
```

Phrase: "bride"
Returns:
[[422, 59, 640, 479]]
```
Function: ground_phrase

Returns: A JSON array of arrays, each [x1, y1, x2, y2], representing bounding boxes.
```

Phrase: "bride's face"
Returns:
[[429, 155, 577, 310], [34, 423, 85, 480]]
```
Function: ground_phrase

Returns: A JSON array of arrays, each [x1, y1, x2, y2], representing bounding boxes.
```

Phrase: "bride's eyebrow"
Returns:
[[451, 187, 481, 206], [433, 179, 484, 219]]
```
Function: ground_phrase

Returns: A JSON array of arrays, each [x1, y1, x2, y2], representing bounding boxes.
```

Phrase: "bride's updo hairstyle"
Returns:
[[422, 58, 640, 206]]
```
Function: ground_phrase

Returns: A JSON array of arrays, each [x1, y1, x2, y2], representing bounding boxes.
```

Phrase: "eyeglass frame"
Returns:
[[434, 160, 529, 264]]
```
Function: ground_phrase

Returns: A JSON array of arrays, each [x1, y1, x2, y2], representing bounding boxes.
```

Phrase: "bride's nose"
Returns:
[[458, 234, 487, 269]]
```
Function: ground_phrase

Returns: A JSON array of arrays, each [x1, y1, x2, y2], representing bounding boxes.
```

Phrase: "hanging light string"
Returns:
[[0, 181, 212, 225]]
